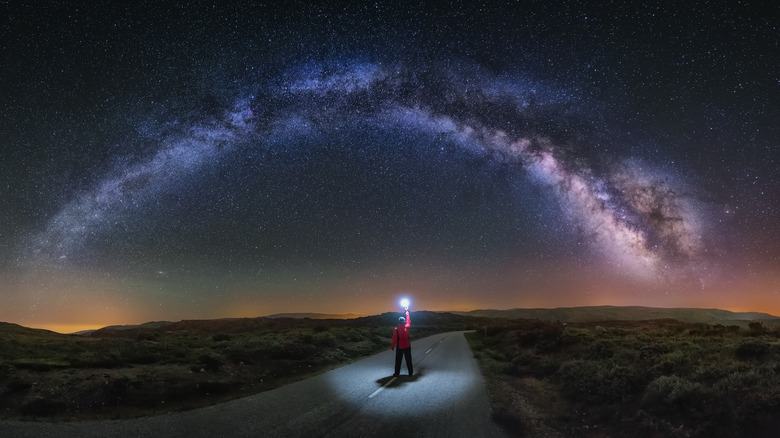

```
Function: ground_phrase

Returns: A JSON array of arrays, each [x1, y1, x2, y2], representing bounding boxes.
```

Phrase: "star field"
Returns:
[[1, 1, 778, 332]]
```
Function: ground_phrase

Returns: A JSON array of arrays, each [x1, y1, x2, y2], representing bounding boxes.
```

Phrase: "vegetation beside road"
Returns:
[[467, 319, 780, 437], [0, 312, 480, 420], [6, 308, 780, 436]]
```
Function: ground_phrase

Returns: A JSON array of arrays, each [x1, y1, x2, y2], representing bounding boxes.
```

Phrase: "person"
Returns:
[[390, 305, 412, 377]]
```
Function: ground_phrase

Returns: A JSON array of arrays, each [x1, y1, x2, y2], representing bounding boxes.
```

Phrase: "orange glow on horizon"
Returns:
[[6, 267, 779, 333], [17, 299, 780, 335], [28, 323, 118, 335]]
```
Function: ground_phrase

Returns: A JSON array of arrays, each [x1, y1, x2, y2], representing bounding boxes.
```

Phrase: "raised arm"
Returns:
[[405, 309, 410, 328]]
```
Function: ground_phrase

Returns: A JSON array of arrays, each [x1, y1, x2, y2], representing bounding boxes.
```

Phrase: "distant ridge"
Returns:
[[0, 321, 61, 336], [265, 313, 366, 319], [452, 306, 779, 323], [100, 321, 174, 330], [14, 306, 779, 336]]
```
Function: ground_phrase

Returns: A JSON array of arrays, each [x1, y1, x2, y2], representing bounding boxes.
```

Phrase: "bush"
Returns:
[[748, 321, 765, 333], [78, 376, 131, 409], [311, 333, 337, 347], [583, 340, 615, 360], [642, 375, 702, 415], [264, 342, 311, 360], [558, 360, 644, 405], [516, 321, 564, 347], [735, 340, 770, 360], [715, 368, 764, 393], [654, 349, 695, 376], [212, 333, 232, 342], [512, 354, 560, 377], [197, 352, 225, 372], [136, 332, 157, 342]]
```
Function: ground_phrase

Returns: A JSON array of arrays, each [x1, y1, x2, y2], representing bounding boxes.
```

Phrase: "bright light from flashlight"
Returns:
[[400, 298, 410, 308]]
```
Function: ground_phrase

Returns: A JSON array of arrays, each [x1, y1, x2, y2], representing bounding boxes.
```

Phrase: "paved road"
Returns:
[[0, 331, 508, 437]]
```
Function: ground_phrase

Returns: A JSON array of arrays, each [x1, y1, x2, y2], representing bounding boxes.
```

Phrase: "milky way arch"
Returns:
[[23, 61, 707, 282]]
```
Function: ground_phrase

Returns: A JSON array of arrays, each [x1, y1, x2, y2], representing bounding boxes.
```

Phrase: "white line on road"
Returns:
[[368, 336, 445, 399], [368, 377, 396, 399]]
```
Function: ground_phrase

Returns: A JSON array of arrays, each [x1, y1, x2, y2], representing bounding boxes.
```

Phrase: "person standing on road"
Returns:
[[390, 304, 413, 377]]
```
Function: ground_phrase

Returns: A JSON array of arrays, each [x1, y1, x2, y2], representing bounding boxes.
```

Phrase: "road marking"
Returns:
[[368, 336, 446, 399], [368, 377, 396, 399]]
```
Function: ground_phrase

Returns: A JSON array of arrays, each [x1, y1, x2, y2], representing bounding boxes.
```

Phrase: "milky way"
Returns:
[[22, 61, 709, 284]]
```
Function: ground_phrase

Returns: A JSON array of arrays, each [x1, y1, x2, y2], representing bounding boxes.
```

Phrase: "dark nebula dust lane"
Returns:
[[1, 2, 777, 330]]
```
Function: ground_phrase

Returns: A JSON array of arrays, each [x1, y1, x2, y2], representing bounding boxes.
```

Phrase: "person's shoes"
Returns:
[[393, 373, 399, 377]]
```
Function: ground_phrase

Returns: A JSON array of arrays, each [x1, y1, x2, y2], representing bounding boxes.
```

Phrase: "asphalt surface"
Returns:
[[0, 331, 508, 437]]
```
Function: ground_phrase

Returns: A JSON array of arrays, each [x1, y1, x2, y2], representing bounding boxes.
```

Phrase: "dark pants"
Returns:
[[394, 347, 413, 376]]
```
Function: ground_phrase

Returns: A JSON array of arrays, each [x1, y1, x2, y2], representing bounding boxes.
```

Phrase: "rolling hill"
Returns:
[[452, 305, 779, 324], [9, 306, 779, 337]]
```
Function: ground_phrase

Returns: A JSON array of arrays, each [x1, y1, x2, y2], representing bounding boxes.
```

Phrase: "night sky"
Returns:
[[2, 1, 778, 333]]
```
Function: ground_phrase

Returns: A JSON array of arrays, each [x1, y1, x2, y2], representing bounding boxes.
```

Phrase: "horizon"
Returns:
[[3, 3, 778, 333], [19, 303, 780, 335]]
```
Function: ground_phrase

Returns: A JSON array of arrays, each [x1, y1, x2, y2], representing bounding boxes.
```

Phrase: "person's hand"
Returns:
[[404, 306, 409, 311]]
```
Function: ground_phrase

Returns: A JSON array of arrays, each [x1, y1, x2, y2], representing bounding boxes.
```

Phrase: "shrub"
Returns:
[[311, 332, 337, 347], [78, 376, 132, 409], [748, 321, 765, 333], [714, 368, 765, 393], [482, 334, 503, 347], [654, 349, 695, 376], [212, 333, 232, 342], [558, 360, 644, 405], [642, 375, 702, 415], [136, 332, 157, 342], [735, 340, 770, 360], [520, 355, 560, 377], [264, 342, 310, 360], [197, 352, 225, 372], [517, 321, 564, 347], [557, 332, 585, 346], [583, 340, 615, 360], [636, 342, 668, 363]]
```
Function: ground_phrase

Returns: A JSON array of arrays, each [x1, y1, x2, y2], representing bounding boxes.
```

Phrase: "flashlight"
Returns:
[[400, 298, 410, 309]]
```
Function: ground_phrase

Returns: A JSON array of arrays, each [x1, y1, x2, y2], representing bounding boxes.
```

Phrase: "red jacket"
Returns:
[[391, 310, 411, 349]]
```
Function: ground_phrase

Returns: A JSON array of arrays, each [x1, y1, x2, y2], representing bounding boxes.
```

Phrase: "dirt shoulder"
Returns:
[[466, 331, 566, 437]]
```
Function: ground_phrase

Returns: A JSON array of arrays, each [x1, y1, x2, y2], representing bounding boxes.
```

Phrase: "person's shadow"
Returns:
[[376, 372, 421, 387]]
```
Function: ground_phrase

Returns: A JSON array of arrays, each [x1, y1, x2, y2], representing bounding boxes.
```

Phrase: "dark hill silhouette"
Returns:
[[86, 311, 491, 338], [453, 305, 779, 323], [0, 321, 61, 337], [6, 306, 777, 337], [266, 313, 365, 319]]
